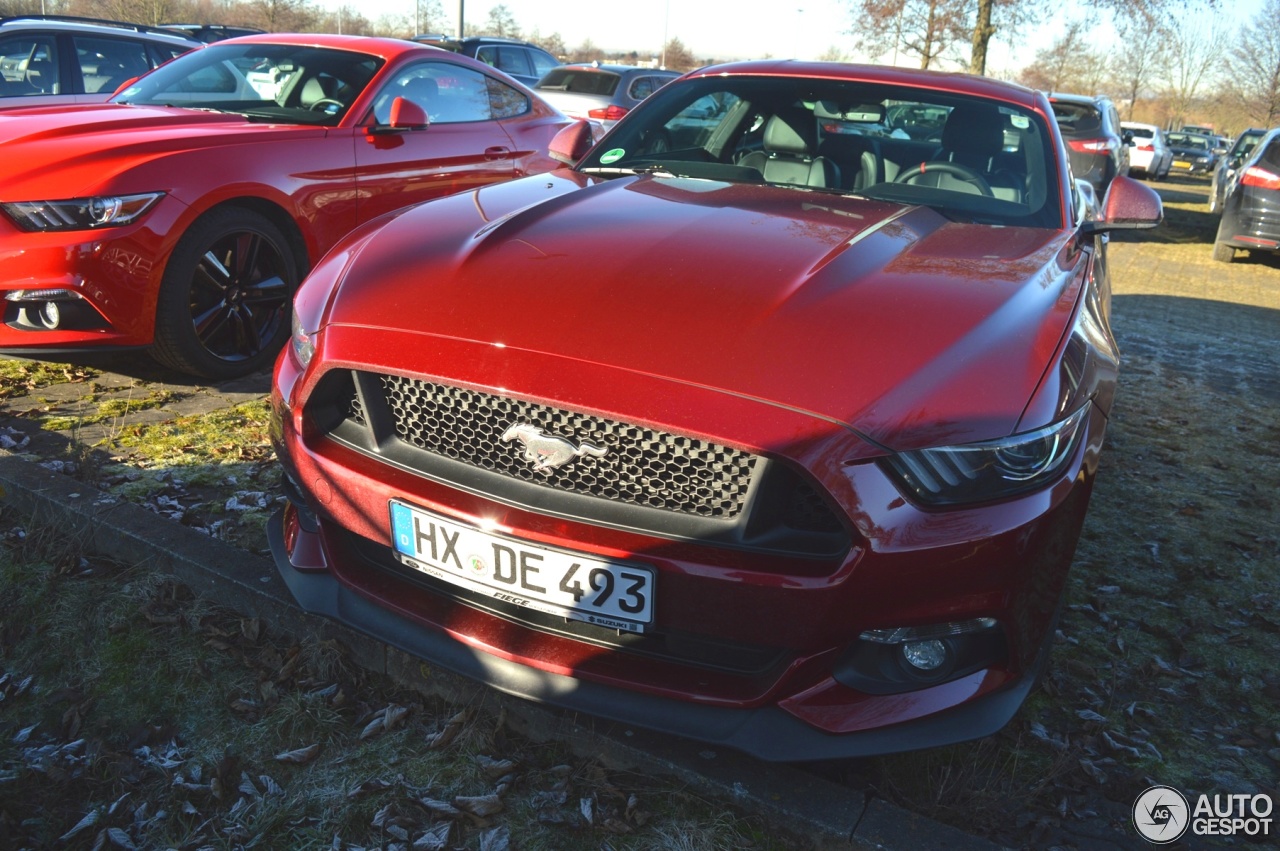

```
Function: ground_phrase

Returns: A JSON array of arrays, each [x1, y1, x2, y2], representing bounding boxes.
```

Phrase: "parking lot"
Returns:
[[0, 174, 1277, 848]]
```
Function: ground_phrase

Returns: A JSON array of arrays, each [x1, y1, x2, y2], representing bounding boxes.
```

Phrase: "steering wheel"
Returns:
[[308, 98, 345, 113], [894, 161, 993, 197]]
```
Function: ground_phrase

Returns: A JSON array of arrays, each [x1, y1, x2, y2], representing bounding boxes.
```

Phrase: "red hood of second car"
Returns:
[[321, 171, 1082, 450], [0, 103, 328, 198]]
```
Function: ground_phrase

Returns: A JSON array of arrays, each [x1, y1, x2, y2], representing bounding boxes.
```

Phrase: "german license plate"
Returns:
[[1174, 160, 1190, 168], [389, 500, 654, 632]]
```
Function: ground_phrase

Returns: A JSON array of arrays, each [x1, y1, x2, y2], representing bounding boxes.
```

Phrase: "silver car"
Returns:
[[1121, 121, 1172, 179], [534, 63, 680, 135], [0, 15, 198, 108]]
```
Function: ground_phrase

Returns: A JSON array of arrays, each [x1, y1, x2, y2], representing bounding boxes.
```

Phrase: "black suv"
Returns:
[[412, 35, 558, 86], [1049, 93, 1130, 199], [0, 15, 199, 107]]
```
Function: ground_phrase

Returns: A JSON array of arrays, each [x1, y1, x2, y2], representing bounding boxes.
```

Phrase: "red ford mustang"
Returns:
[[269, 62, 1162, 760], [0, 33, 568, 378]]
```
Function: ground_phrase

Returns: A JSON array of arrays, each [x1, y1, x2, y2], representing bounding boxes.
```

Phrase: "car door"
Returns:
[[355, 60, 517, 224]]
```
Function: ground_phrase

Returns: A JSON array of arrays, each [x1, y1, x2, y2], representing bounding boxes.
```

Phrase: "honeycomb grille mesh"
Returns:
[[371, 374, 757, 518]]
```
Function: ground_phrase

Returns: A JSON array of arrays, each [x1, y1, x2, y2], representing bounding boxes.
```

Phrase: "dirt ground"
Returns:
[[1, 174, 1277, 849]]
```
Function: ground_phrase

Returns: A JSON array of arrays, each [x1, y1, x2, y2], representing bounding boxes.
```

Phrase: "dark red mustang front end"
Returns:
[[269, 61, 1161, 760]]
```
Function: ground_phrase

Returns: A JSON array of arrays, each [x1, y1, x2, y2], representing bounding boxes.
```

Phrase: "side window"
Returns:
[[370, 61, 494, 124], [486, 75, 529, 119], [147, 42, 189, 65], [528, 50, 557, 80], [494, 47, 532, 79], [475, 46, 498, 68], [629, 76, 655, 100], [0, 36, 59, 97], [74, 36, 150, 94]]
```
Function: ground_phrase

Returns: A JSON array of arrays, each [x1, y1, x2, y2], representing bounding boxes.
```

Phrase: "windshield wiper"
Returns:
[[578, 165, 678, 178]]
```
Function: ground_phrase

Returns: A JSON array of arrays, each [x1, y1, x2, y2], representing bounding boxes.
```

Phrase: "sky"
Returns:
[[335, 0, 1265, 77]]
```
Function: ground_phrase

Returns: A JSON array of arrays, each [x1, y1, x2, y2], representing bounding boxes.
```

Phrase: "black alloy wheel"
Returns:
[[152, 208, 300, 379]]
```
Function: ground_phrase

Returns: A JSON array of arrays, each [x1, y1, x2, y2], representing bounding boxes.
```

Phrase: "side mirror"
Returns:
[[370, 97, 428, 135], [1122, 130, 1134, 145], [111, 76, 139, 97], [389, 96, 428, 129], [548, 120, 594, 165], [1080, 175, 1163, 235]]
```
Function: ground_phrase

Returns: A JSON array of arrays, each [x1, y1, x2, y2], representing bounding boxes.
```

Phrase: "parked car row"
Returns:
[[0, 17, 1172, 761]]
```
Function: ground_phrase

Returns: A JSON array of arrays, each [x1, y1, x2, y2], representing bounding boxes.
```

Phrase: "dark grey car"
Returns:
[[1212, 127, 1280, 263], [1210, 128, 1267, 212], [411, 35, 558, 87], [1049, 92, 1130, 198]]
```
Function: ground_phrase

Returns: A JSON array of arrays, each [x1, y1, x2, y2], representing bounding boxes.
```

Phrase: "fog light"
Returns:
[[40, 301, 60, 328], [902, 639, 948, 671]]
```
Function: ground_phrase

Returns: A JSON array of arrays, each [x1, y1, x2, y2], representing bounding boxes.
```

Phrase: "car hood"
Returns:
[[322, 171, 1082, 451], [0, 103, 328, 197]]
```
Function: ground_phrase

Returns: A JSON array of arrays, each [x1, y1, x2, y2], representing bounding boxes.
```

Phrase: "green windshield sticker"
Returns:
[[599, 148, 625, 164]]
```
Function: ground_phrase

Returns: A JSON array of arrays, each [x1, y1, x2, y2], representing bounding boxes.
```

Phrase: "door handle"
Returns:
[[484, 146, 511, 160]]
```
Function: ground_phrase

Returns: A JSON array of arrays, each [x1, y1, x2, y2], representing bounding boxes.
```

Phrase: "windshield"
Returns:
[[113, 43, 383, 126], [578, 75, 1062, 228], [1166, 133, 1210, 150]]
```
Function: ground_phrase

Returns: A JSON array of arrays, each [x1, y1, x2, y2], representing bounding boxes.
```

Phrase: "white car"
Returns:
[[1122, 121, 1172, 179]]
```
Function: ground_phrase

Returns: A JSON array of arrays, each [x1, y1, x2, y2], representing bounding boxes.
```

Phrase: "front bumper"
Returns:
[[269, 503, 1052, 761], [0, 204, 180, 352]]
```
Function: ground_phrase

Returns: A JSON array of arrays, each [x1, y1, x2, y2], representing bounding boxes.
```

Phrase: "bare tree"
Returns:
[[847, 0, 969, 69], [660, 37, 697, 72], [243, 0, 317, 32], [1223, 0, 1280, 126], [817, 45, 850, 62], [526, 29, 568, 59], [1016, 20, 1106, 93], [1110, 10, 1168, 119], [1157, 5, 1228, 127], [484, 3, 521, 38], [967, 0, 1046, 75], [569, 38, 604, 65]]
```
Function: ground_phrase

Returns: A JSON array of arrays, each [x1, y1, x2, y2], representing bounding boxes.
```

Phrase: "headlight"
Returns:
[[291, 309, 316, 368], [0, 192, 164, 232], [883, 405, 1089, 506]]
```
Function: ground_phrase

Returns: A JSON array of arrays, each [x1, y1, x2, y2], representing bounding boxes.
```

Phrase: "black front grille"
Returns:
[[375, 374, 757, 519]]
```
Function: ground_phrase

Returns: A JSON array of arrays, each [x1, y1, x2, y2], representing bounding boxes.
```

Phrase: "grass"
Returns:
[[0, 519, 783, 850]]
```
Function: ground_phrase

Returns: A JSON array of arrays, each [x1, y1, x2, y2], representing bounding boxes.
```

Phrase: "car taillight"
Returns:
[[1136, 143, 1154, 151], [1241, 166, 1280, 190], [1068, 138, 1114, 153], [587, 104, 629, 121]]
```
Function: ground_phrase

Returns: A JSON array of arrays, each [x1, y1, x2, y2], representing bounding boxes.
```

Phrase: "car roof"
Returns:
[[1121, 121, 1160, 130], [0, 14, 202, 46], [687, 60, 1042, 109], [556, 63, 679, 75], [221, 31, 437, 60]]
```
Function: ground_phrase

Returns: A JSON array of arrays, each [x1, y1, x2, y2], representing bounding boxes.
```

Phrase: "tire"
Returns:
[[151, 208, 300, 379], [1208, 189, 1218, 213], [1212, 241, 1235, 263]]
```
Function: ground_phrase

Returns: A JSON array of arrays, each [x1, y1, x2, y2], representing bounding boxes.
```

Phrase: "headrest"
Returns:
[[764, 109, 817, 155], [941, 103, 1005, 159], [399, 76, 439, 101]]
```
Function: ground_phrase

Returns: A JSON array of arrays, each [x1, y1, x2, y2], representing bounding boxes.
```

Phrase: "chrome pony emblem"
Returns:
[[501, 423, 608, 474]]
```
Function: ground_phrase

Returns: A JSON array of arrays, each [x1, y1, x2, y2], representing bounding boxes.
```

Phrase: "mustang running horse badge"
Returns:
[[501, 424, 609, 474]]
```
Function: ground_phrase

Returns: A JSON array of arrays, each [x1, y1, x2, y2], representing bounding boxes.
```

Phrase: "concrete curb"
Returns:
[[0, 449, 1005, 851]]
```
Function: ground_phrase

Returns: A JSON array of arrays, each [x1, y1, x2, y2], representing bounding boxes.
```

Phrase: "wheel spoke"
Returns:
[[192, 301, 232, 343], [233, 233, 262, 280], [243, 274, 288, 306]]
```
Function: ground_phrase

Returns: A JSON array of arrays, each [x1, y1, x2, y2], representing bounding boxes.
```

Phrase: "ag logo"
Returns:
[[1133, 785, 1190, 844]]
